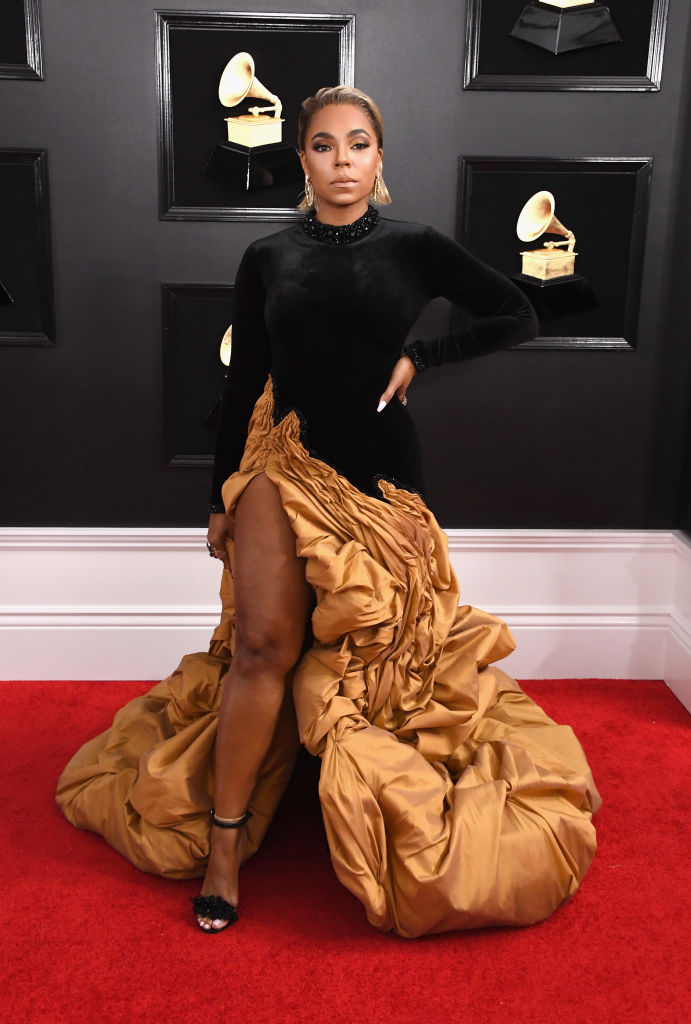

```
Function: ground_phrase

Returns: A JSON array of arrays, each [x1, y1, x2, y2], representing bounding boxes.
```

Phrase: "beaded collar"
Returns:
[[301, 205, 380, 245]]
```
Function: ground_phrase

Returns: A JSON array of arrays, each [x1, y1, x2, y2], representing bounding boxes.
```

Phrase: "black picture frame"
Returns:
[[0, 149, 55, 346], [0, 0, 43, 80], [682, 441, 691, 536], [681, 392, 691, 535], [457, 156, 652, 350], [464, 0, 668, 91], [162, 283, 235, 466], [156, 10, 356, 221]]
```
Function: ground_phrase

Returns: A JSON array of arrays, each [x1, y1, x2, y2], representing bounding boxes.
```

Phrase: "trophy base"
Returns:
[[203, 142, 302, 192], [511, 273, 598, 320], [0, 280, 13, 305], [521, 248, 577, 280], [225, 115, 284, 149], [510, 1, 622, 54]]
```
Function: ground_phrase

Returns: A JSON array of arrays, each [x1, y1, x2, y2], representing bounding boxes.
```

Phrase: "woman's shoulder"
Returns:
[[377, 214, 434, 239], [377, 215, 459, 254], [375, 216, 468, 269], [244, 222, 304, 257]]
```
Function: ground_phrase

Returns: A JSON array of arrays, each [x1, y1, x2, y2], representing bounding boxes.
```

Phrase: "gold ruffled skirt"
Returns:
[[56, 379, 601, 937]]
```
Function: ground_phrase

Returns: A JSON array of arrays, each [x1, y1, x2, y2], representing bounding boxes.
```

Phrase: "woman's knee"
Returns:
[[234, 621, 306, 678]]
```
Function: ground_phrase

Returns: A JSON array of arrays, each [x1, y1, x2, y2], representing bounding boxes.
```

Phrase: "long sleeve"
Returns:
[[403, 227, 538, 372], [208, 244, 271, 509]]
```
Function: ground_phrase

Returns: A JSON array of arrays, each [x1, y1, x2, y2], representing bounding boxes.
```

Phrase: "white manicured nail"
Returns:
[[377, 400, 387, 412]]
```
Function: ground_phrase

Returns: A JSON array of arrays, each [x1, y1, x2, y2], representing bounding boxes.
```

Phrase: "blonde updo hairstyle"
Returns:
[[297, 85, 392, 211]]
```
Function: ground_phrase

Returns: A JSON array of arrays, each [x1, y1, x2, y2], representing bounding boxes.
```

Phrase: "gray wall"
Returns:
[[1, 0, 690, 528], [662, 34, 691, 535]]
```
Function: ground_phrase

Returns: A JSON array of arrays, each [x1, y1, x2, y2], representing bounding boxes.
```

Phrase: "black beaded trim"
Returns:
[[370, 471, 424, 500], [402, 340, 427, 375], [301, 205, 380, 245]]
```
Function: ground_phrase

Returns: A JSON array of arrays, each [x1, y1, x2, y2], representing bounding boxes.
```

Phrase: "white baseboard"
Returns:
[[1, 527, 689, 711], [664, 536, 691, 710]]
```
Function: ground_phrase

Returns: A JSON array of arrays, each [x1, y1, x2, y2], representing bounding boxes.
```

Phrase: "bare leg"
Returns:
[[196, 473, 313, 930]]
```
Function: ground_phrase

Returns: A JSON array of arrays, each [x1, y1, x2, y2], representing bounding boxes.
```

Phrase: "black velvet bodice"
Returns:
[[209, 210, 538, 506]]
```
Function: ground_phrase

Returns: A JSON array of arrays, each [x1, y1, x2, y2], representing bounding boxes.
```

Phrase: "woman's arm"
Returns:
[[402, 227, 538, 372], [208, 243, 272, 511]]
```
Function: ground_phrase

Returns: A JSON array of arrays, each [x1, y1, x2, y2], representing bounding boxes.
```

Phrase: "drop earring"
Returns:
[[304, 175, 315, 208]]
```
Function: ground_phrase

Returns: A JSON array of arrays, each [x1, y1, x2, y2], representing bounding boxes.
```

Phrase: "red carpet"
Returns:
[[1, 679, 689, 1024]]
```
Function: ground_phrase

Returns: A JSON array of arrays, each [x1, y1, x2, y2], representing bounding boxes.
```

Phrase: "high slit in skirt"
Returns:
[[56, 378, 601, 938]]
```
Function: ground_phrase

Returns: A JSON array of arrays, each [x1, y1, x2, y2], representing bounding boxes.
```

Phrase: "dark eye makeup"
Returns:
[[311, 137, 371, 152]]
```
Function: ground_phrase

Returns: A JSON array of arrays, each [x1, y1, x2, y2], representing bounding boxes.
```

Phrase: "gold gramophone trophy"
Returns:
[[517, 191, 577, 281], [220, 52, 283, 147], [203, 51, 302, 192], [510, 0, 621, 54], [511, 191, 596, 319]]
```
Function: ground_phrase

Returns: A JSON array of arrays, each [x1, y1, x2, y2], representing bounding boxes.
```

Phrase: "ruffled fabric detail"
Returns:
[[56, 377, 600, 937], [189, 894, 238, 924]]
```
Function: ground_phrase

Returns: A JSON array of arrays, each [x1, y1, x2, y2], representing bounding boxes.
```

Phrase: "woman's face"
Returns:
[[300, 103, 382, 223]]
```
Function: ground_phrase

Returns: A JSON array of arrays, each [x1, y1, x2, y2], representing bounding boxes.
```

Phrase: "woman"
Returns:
[[57, 86, 601, 938]]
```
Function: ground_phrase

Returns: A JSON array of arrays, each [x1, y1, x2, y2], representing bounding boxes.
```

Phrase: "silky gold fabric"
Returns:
[[57, 378, 601, 937]]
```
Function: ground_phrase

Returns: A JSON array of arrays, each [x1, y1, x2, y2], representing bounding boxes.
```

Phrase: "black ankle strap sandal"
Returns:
[[190, 809, 253, 933]]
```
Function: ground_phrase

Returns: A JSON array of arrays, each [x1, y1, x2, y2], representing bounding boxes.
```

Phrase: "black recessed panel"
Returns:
[[162, 284, 235, 466], [465, 0, 668, 89], [157, 12, 355, 220], [457, 157, 651, 348], [0, 0, 43, 80], [0, 150, 55, 345]]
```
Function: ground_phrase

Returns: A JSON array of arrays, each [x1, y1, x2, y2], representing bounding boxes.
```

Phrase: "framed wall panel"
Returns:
[[464, 0, 668, 91], [0, 149, 55, 346], [162, 284, 235, 467], [681, 398, 691, 535], [0, 0, 43, 79], [156, 11, 355, 221], [457, 156, 652, 350]]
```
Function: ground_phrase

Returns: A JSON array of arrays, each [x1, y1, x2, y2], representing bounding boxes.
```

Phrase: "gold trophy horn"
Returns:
[[517, 191, 577, 281], [219, 325, 232, 366], [219, 52, 282, 117], [517, 191, 576, 250]]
